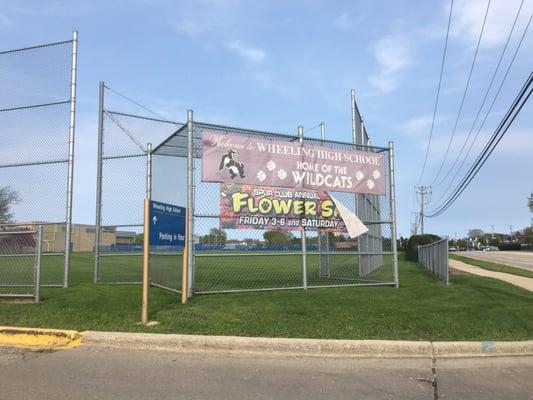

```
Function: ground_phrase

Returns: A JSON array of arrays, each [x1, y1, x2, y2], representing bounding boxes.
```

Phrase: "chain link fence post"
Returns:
[[187, 110, 195, 298], [388, 141, 399, 287], [63, 30, 78, 288], [34, 225, 43, 302], [298, 125, 307, 290], [94, 81, 105, 284]]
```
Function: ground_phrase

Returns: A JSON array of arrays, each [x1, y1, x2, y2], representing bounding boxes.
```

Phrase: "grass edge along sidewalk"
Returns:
[[450, 253, 533, 279], [0, 254, 532, 341]]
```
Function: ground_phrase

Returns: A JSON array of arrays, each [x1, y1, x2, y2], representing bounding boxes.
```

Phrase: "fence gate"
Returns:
[[0, 33, 78, 288], [0, 226, 42, 302]]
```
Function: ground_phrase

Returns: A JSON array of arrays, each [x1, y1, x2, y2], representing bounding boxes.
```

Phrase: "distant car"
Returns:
[[448, 246, 457, 252]]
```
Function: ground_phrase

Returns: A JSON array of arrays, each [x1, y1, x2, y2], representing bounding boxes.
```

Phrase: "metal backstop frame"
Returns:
[[93, 86, 399, 295], [0, 32, 78, 288]]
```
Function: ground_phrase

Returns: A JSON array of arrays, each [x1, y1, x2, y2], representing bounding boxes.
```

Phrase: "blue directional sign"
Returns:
[[149, 200, 186, 247]]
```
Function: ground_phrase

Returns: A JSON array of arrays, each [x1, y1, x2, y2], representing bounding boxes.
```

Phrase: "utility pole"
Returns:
[[416, 186, 431, 234], [411, 212, 418, 236], [491, 224, 495, 239], [509, 225, 513, 242]]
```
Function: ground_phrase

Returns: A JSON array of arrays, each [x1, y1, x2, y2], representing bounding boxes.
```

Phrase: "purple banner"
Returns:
[[201, 131, 386, 195]]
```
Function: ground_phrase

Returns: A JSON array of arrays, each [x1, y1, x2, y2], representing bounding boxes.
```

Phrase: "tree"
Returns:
[[263, 230, 293, 246], [200, 228, 227, 245], [524, 227, 533, 245], [0, 186, 20, 225], [468, 229, 484, 239]]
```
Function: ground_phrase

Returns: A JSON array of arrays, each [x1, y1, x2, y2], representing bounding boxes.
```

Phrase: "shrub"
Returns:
[[406, 234, 441, 262], [498, 242, 521, 251]]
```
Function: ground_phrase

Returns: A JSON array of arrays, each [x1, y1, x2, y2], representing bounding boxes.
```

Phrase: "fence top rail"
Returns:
[[153, 120, 390, 156], [0, 222, 64, 227], [0, 39, 72, 55], [104, 109, 185, 125], [418, 237, 448, 249], [0, 230, 37, 236]]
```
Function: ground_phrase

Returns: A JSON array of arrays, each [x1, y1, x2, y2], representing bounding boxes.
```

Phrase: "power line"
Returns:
[[435, 0, 527, 189], [432, 7, 533, 205], [426, 72, 533, 217], [428, 73, 532, 217], [417, 0, 454, 186], [430, 0, 492, 186]]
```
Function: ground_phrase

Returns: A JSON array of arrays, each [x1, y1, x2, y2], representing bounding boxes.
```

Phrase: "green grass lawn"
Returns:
[[1, 252, 532, 341], [450, 253, 533, 279]]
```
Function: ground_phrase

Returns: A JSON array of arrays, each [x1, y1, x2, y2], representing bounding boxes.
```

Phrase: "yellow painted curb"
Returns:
[[0, 326, 81, 350]]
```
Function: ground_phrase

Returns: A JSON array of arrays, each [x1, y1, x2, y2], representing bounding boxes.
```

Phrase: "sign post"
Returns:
[[142, 199, 150, 325], [181, 208, 189, 304]]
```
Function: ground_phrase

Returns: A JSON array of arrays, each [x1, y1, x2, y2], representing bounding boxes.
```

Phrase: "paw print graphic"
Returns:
[[266, 160, 276, 171], [366, 179, 375, 189], [355, 171, 364, 181], [277, 169, 287, 180], [372, 170, 381, 179], [256, 170, 266, 182]]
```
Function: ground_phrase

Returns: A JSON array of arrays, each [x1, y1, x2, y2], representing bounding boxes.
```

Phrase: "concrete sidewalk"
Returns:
[[449, 259, 533, 292]]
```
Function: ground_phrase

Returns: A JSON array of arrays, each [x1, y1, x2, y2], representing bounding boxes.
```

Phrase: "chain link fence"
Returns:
[[0, 226, 42, 301], [154, 119, 398, 294], [0, 34, 77, 287], [93, 87, 398, 295], [94, 83, 184, 286], [418, 238, 449, 284]]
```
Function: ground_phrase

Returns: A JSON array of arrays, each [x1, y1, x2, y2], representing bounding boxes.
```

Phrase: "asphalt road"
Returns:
[[458, 251, 533, 271], [1, 346, 532, 399]]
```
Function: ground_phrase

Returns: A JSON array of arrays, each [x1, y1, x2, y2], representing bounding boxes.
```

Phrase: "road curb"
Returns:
[[432, 341, 533, 358], [82, 331, 434, 358], [3, 328, 531, 359], [0, 326, 81, 349], [81, 332, 533, 359]]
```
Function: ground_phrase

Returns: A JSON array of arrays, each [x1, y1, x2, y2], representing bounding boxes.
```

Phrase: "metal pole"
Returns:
[[181, 208, 189, 304], [351, 90, 365, 275], [186, 110, 194, 298], [388, 141, 399, 287], [94, 81, 104, 284], [35, 225, 42, 303], [142, 199, 150, 324], [298, 125, 307, 289], [442, 236, 450, 285], [318, 121, 330, 278], [351, 89, 357, 145], [146, 143, 152, 200], [420, 187, 425, 235], [64, 30, 78, 288]]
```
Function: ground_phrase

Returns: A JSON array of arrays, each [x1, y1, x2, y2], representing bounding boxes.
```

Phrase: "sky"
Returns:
[[1, 0, 532, 239]]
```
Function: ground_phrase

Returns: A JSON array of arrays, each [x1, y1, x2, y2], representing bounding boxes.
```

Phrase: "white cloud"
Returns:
[[450, 0, 529, 48], [368, 35, 413, 93], [227, 40, 266, 63]]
